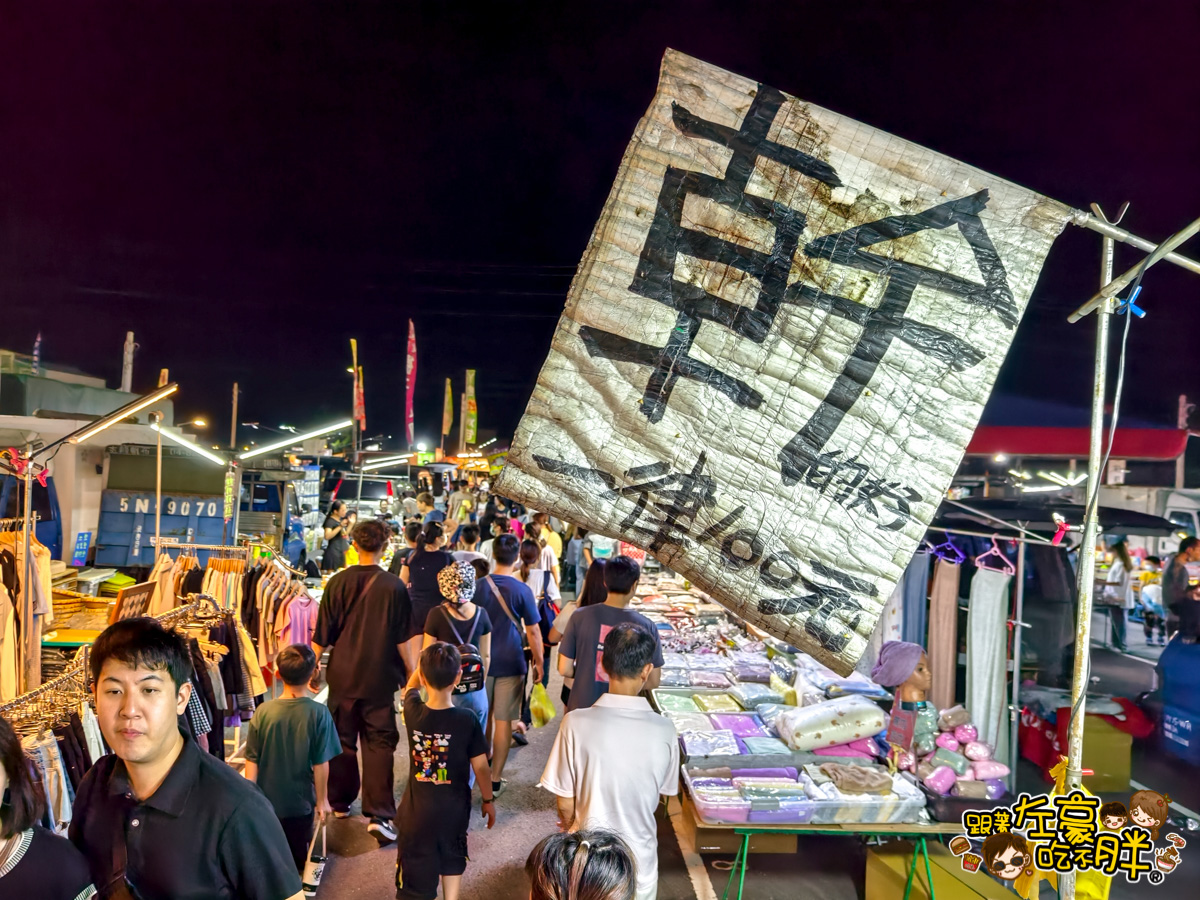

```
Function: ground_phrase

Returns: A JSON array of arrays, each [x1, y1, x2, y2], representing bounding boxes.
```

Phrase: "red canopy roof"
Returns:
[[966, 426, 1188, 461]]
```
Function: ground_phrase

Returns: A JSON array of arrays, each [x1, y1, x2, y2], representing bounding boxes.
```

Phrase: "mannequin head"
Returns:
[[872, 640, 930, 702]]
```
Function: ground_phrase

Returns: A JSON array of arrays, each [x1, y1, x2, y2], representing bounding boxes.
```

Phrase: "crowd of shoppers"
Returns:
[[10, 478, 651, 899]]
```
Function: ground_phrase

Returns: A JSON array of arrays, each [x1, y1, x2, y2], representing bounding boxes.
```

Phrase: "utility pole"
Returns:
[[120, 332, 135, 392], [231, 382, 239, 450]]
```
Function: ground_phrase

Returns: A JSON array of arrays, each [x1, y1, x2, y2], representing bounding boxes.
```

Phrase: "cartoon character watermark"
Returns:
[[982, 832, 1032, 881], [957, 786, 1183, 885], [1100, 801, 1128, 831], [1130, 789, 1170, 841]]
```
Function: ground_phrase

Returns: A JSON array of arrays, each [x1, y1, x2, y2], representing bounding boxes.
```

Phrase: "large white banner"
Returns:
[[496, 50, 1071, 673]]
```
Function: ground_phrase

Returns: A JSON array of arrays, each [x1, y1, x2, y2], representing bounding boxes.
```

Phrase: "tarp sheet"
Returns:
[[496, 50, 1072, 674]]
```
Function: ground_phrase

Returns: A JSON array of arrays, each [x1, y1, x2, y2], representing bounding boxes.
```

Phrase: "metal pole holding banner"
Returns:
[[154, 413, 163, 556], [1060, 208, 1118, 900], [1008, 540, 1027, 794]]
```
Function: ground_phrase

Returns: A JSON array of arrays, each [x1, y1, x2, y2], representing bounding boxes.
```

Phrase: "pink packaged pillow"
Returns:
[[923, 765, 957, 795], [934, 733, 960, 752], [954, 724, 978, 744], [963, 741, 991, 761], [972, 759, 1010, 780]]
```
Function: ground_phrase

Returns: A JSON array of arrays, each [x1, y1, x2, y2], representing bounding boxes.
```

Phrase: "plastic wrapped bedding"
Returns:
[[689, 670, 731, 689], [727, 663, 772, 684], [682, 729, 741, 757], [694, 693, 743, 713], [755, 703, 790, 732], [729, 682, 784, 708], [708, 713, 766, 738], [776, 696, 886, 752], [740, 736, 791, 756], [657, 693, 701, 713], [687, 654, 730, 670], [803, 772, 926, 824], [733, 777, 808, 798], [659, 668, 690, 687], [665, 712, 715, 733], [662, 652, 689, 669]]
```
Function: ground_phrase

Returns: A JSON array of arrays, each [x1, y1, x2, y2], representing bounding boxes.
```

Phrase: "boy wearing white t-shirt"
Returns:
[[538, 623, 679, 900]]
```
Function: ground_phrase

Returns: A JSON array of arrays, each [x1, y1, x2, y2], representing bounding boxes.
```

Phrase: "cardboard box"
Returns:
[[1081, 716, 1132, 792], [866, 840, 1012, 900], [679, 792, 797, 855]]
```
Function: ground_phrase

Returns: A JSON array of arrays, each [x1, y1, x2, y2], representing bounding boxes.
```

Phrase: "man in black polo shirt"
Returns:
[[70, 618, 301, 900], [312, 518, 416, 844]]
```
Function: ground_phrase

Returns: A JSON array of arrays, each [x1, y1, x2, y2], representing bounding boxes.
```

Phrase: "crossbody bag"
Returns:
[[486, 575, 532, 663]]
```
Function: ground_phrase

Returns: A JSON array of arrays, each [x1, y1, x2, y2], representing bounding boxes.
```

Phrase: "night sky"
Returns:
[[3, 2, 1198, 449]]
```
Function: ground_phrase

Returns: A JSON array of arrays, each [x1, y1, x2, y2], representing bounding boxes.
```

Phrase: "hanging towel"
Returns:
[[928, 560, 961, 711], [966, 567, 1011, 765], [901, 552, 931, 646]]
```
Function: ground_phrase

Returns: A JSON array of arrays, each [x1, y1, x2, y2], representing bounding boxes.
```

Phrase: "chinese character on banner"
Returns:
[[495, 50, 1072, 674]]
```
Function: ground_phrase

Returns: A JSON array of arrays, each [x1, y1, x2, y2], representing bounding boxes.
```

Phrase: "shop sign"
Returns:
[[496, 51, 1071, 674], [71, 531, 92, 567], [223, 468, 236, 522]]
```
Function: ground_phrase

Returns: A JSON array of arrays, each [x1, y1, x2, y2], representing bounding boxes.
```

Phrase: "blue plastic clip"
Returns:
[[1116, 284, 1145, 318]]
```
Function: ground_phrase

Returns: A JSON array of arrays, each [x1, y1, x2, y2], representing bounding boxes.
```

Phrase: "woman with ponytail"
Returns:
[[526, 829, 636, 900], [400, 521, 455, 656]]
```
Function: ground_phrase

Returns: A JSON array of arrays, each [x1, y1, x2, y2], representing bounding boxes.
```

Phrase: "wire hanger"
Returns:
[[931, 532, 966, 564], [975, 535, 1017, 576]]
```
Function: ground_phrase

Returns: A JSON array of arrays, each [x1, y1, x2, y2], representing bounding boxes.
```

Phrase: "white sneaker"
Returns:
[[367, 817, 397, 844]]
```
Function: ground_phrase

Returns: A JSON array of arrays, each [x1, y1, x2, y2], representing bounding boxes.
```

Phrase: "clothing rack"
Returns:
[[246, 541, 306, 578], [0, 513, 39, 532], [0, 594, 223, 723], [151, 539, 305, 578]]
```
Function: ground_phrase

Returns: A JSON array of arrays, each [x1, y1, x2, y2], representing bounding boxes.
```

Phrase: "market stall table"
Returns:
[[687, 799, 961, 900]]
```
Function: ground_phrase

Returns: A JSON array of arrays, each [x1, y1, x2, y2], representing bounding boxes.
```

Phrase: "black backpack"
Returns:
[[440, 606, 486, 695]]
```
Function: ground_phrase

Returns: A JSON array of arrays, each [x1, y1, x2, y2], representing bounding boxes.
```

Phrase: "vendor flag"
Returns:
[[496, 50, 1072, 674], [350, 338, 365, 429], [405, 320, 417, 447], [465, 369, 477, 445], [442, 379, 453, 436]]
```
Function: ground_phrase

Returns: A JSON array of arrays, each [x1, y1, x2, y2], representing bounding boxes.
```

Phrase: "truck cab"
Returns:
[[238, 469, 308, 568]]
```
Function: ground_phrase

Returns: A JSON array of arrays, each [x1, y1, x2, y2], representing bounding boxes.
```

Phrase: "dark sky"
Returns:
[[3, 2, 1199, 449]]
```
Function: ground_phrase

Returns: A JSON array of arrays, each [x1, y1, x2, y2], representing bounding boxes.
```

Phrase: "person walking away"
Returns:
[[525, 522, 561, 589], [540, 624, 679, 900], [390, 521, 423, 576], [1162, 536, 1200, 643], [558, 556, 662, 711], [0, 714, 96, 899], [525, 830, 637, 900], [452, 524, 486, 564], [531, 513, 563, 562], [312, 519, 416, 844], [423, 562, 493, 758], [582, 530, 619, 568], [417, 492, 445, 525], [243, 644, 342, 873], [549, 560, 607, 708], [446, 481, 471, 525], [480, 516, 511, 570], [322, 500, 351, 572], [569, 528, 588, 595], [70, 619, 301, 899], [400, 522, 456, 664], [1103, 539, 1135, 652], [517, 540, 560, 690], [397, 643, 495, 900], [401, 491, 420, 521], [473, 534, 543, 795]]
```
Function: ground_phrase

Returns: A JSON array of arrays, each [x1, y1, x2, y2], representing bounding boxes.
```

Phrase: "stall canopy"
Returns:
[[965, 395, 1187, 460], [931, 497, 1179, 538]]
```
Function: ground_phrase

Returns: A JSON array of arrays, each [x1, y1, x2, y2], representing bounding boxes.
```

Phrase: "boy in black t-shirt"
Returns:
[[396, 643, 495, 900]]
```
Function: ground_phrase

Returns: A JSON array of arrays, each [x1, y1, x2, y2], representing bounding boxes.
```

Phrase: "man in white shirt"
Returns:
[[539, 623, 679, 900]]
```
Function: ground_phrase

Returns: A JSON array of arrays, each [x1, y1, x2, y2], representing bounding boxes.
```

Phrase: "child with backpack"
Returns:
[[422, 562, 493, 737], [397, 642, 496, 900]]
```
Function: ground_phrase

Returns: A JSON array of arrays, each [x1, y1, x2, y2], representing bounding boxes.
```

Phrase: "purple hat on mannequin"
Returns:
[[871, 640, 925, 688]]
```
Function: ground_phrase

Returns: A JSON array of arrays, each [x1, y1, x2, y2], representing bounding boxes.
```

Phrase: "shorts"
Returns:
[[486, 674, 525, 721], [396, 831, 468, 900]]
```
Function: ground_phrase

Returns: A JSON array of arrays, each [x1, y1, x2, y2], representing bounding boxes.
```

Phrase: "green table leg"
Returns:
[[902, 836, 935, 900], [722, 832, 750, 900]]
